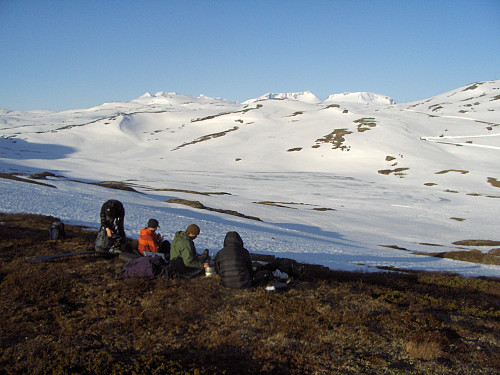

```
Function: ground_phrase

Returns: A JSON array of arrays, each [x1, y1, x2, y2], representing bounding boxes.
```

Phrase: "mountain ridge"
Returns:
[[0, 80, 499, 273], [0, 81, 498, 178]]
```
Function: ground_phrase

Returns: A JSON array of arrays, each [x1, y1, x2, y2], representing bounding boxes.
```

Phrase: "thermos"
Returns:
[[204, 260, 216, 277]]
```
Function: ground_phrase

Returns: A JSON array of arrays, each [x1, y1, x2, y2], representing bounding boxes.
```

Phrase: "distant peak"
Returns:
[[153, 91, 177, 97], [244, 91, 322, 104], [324, 92, 396, 105], [198, 94, 221, 100]]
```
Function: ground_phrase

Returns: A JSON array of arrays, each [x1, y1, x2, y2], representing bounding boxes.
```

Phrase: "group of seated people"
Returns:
[[98, 199, 255, 289], [139, 219, 254, 289]]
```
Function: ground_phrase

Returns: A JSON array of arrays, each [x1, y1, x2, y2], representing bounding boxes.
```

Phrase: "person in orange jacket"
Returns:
[[138, 219, 170, 257]]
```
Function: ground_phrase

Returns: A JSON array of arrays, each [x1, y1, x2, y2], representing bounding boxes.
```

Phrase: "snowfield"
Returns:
[[1, 81, 499, 277]]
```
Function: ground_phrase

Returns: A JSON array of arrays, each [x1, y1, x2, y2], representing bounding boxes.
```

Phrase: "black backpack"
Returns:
[[95, 227, 123, 253], [48, 221, 66, 240]]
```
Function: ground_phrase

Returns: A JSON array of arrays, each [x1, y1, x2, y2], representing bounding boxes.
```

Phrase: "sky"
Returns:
[[1, 0, 499, 111]]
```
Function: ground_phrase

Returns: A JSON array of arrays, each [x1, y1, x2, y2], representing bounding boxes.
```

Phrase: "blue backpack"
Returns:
[[121, 256, 169, 279]]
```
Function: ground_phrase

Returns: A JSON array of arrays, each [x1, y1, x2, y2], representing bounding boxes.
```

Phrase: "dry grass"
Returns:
[[487, 177, 500, 188], [1, 213, 499, 374], [405, 340, 443, 360], [254, 201, 297, 209], [353, 117, 377, 132], [453, 240, 500, 246], [172, 126, 239, 151], [314, 129, 352, 151], [416, 249, 500, 266], [254, 201, 336, 212], [153, 188, 230, 196], [165, 199, 262, 222], [0, 173, 56, 188], [378, 167, 409, 176], [4, 173, 142, 194], [435, 169, 469, 175], [90, 181, 141, 193]]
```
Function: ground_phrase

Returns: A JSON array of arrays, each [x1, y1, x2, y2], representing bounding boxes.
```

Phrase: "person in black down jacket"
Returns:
[[215, 231, 254, 289], [97, 199, 126, 252], [100, 199, 125, 239]]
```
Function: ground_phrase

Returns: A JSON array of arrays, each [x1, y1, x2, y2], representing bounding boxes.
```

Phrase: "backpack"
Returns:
[[121, 256, 169, 279], [270, 257, 302, 278], [95, 227, 111, 251], [48, 221, 66, 240], [95, 227, 124, 253]]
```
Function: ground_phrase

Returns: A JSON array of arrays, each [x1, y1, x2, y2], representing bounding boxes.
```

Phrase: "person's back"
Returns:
[[138, 228, 159, 255], [138, 218, 170, 256], [215, 232, 253, 289]]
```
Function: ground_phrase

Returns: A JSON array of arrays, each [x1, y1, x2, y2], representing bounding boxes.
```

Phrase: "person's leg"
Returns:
[[159, 240, 171, 257]]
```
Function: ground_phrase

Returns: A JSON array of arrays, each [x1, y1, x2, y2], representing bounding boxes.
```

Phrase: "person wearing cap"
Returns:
[[138, 219, 170, 256], [169, 224, 208, 273]]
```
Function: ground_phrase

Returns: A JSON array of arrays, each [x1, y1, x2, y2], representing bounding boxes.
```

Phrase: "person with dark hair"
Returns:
[[100, 199, 125, 238], [138, 218, 170, 257], [95, 199, 126, 252], [169, 224, 208, 273], [215, 231, 253, 289]]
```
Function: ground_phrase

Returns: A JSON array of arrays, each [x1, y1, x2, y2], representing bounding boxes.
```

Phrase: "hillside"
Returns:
[[0, 81, 499, 277], [0, 213, 499, 374]]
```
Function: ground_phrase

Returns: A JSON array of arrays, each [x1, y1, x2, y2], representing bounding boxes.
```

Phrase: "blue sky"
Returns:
[[1, 0, 499, 111]]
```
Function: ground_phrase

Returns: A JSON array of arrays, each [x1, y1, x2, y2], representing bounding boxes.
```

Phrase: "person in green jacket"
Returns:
[[169, 224, 208, 273]]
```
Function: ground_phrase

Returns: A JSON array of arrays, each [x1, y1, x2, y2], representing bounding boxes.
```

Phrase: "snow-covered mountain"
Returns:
[[243, 91, 322, 104], [242, 90, 395, 105], [324, 91, 395, 105], [1, 81, 499, 277]]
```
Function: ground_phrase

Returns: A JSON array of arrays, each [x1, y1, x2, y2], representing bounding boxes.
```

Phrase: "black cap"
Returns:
[[147, 219, 159, 228]]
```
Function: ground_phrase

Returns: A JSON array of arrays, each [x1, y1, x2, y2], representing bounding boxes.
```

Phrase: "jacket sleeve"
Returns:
[[243, 248, 254, 276], [215, 251, 222, 273], [100, 201, 115, 229], [182, 241, 203, 268], [116, 201, 125, 235], [100, 204, 111, 229], [115, 215, 125, 236]]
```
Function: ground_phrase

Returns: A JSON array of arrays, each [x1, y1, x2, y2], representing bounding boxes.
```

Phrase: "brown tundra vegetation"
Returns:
[[0, 212, 499, 374]]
